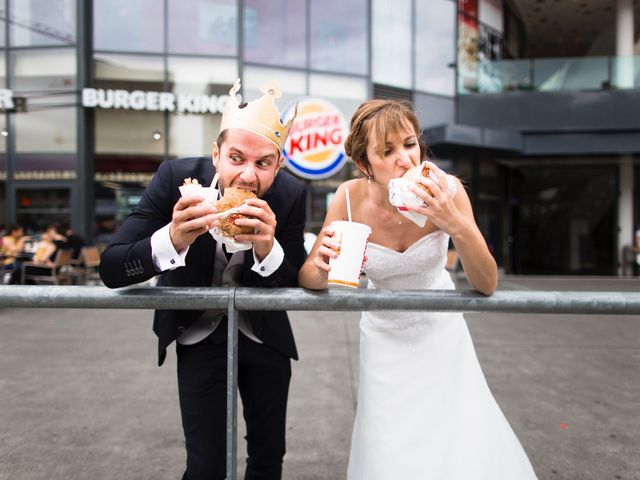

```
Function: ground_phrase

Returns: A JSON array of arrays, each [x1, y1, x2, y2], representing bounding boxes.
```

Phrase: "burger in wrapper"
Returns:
[[178, 178, 253, 252], [388, 161, 434, 228], [215, 187, 257, 237], [402, 162, 433, 197]]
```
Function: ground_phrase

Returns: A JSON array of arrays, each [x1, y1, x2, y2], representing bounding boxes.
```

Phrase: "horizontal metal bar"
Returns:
[[0, 285, 230, 310], [1, 286, 640, 314]]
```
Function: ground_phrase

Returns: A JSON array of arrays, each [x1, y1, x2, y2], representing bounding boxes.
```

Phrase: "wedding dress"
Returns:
[[347, 220, 537, 479]]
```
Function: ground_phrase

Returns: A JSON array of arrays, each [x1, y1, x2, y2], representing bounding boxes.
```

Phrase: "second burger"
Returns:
[[215, 187, 257, 237]]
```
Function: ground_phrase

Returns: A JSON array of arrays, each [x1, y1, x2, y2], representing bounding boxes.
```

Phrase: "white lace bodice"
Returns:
[[363, 230, 452, 290], [361, 230, 456, 335]]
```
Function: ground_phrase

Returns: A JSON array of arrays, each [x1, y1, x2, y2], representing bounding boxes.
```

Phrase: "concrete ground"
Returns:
[[0, 276, 638, 480]]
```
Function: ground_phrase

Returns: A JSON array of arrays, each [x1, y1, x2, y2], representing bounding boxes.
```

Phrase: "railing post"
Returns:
[[226, 287, 238, 480]]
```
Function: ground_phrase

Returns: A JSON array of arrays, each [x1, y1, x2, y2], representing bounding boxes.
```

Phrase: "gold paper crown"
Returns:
[[220, 79, 297, 152]]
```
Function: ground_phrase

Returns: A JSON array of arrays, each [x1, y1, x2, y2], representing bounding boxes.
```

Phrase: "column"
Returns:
[[618, 155, 634, 275], [75, 0, 95, 242], [615, 0, 635, 88]]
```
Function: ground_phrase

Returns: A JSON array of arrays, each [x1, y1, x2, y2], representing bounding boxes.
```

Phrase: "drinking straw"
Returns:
[[345, 187, 352, 222]]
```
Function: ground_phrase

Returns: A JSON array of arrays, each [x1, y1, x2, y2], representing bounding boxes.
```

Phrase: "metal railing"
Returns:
[[465, 55, 640, 94], [2, 285, 640, 479]]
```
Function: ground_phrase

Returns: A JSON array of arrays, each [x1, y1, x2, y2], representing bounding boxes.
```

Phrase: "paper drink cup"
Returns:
[[328, 221, 371, 288]]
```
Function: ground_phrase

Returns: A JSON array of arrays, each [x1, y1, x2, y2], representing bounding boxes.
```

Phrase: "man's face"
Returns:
[[212, 128, 283, 197]]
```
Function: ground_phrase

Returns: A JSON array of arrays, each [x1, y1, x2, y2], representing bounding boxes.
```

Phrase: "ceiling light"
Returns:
[[152, 131, 162, 141]]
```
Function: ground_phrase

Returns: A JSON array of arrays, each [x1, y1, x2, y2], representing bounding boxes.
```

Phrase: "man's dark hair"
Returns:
[[216, 130, 228, 151]]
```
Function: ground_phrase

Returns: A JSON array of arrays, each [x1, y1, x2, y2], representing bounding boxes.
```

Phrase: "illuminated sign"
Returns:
[[81, 88, 231, 114], [282, 98, 348, 180]]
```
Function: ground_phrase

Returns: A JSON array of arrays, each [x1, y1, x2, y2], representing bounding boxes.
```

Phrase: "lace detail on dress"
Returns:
[[360, 174, 459, 335], [362, 230, 456, 336]]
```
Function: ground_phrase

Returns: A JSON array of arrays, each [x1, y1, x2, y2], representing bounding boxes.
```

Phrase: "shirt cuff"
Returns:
[[251, 238, 284, 277], [151, 223, 189, 272]]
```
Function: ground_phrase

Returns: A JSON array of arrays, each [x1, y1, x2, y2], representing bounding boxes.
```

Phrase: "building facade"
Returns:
[[0, 0, 638, 275]]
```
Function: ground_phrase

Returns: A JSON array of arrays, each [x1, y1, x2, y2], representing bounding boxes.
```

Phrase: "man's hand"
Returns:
[[169, 195, 217, 253], [231, 198, 277, 261]]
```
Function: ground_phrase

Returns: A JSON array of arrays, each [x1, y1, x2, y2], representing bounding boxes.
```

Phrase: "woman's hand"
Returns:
[[298, 225, 342, 290], [407, 162, 462, 235], [311, 226, 338, 273]]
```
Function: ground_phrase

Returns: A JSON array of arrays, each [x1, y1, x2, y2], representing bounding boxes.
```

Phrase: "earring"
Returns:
[[367, 175, 372, 184]]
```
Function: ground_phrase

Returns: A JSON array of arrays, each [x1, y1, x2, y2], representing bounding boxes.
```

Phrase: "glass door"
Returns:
[[507, 164, 617, 275]]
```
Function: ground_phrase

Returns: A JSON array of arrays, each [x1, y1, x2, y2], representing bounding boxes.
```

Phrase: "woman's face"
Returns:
[[364, 124, 421, 186]]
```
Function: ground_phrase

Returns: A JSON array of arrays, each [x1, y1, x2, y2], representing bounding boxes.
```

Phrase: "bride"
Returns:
[[298, 99, 537, 479]]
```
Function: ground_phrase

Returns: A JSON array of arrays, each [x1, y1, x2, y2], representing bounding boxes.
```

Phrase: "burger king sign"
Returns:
[[283, 98, 349, 180]]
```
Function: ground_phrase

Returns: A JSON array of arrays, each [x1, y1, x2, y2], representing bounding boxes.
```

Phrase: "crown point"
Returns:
[[229, 79, 241, 97], [261, 81, 282, 99]]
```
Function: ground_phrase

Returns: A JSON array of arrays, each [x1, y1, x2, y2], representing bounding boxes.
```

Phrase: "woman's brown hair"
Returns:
[[344, 99, 427, 179]]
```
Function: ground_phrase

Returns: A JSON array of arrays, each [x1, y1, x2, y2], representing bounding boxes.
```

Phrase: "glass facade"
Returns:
[[94, 0, 164, 53], [310, 0, 368, 75], [168, 56, 238, 157], [415, 1, 456, 96], [11, 48, 77, 175], [372, 0, 412, 88], [244, 0, 305, 68], [9, 0, 76, 47], [169, 0, 238, 56], [0, 0, 636, 275]]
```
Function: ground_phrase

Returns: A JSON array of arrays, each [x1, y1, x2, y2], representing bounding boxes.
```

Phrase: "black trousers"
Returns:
[[176, 322, 291, 480]]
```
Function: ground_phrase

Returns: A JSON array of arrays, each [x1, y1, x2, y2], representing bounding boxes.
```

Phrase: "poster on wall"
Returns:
[[458, 0, 479, 93]]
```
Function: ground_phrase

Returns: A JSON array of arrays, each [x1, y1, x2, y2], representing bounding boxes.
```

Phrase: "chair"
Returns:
[[1, 255, 14, 285], [21, 248, 74, 285], [66, 246, 102, 285]]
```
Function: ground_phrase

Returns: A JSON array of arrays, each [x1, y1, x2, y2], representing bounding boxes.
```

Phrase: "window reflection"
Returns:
[[11, 49, 76, 173], [9, 0, 75, 46], [168, 57, 237, 158], [0, 7, 5, 48], [93, 54, 164, 173], [168, 0, 237, 55], [308, 73, 368, 121], [94, 0, 163, 53], [372, 0, 411, 88], [310, 0, 367, 75], [415, 1, 456, 96], [244, 0, 306, 68], [0, 116, 6, 182]]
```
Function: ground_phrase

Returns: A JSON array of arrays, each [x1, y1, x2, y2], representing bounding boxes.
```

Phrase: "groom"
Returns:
[[99, 80, 307, 480]]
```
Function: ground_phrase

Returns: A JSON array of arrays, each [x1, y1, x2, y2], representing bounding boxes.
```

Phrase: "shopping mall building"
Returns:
[[0, 0, 638, 275]]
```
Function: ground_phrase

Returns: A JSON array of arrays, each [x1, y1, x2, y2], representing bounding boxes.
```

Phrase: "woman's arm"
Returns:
[[411, 164, 498, 295], [446, 181, 498, 295], [298, 182, 351, 290]]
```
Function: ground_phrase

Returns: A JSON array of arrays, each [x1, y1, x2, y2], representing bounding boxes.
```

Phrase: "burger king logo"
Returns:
[[283, 98, 349, 180]]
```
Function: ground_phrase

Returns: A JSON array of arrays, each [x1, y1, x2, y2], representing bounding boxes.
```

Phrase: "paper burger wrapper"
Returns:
[[178, 183, 218, 205], [209, 224, 252, 253], [388, 177, 429, 228]]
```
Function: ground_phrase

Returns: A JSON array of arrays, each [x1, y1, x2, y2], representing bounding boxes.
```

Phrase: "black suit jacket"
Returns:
[[99, 157, 307, 366]]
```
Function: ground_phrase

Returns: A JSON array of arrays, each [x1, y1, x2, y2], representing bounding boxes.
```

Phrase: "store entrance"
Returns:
[[506, 164, 617, 275]]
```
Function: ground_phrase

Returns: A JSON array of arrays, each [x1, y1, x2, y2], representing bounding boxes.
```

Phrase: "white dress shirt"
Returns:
[[150, 223, 284, 345]]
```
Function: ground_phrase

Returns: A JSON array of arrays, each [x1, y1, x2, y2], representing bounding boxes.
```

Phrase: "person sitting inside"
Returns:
[[21, 225, 60, 284], [55, 222, 86, 261], [1, 224, 30, 284]]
